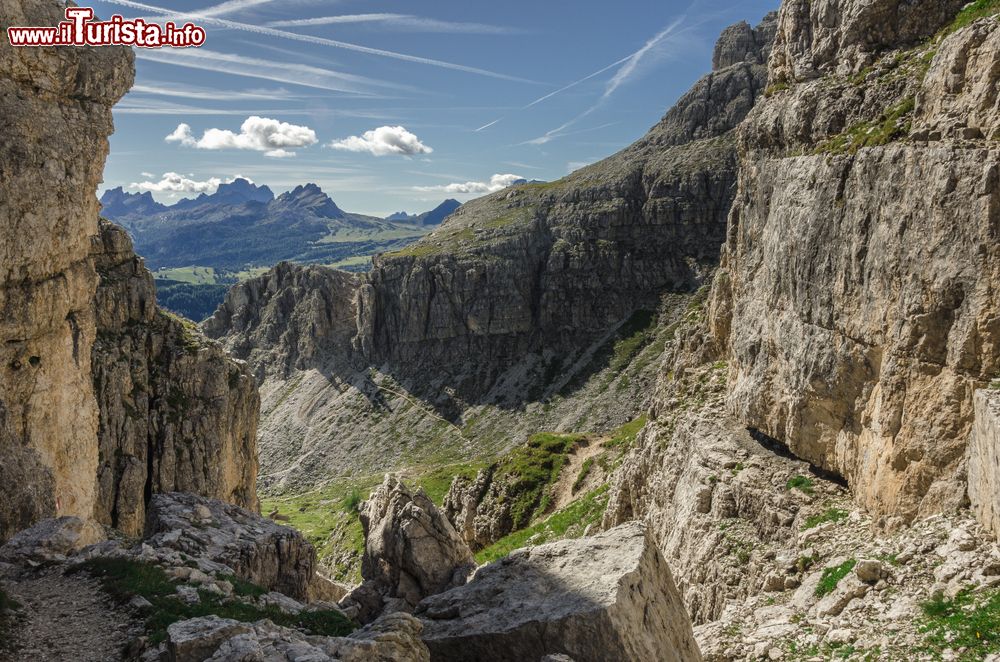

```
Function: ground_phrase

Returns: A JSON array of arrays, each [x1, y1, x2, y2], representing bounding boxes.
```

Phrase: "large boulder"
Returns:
[[165, 612, 429, 662], [347, 476, 474, 621], [144, 493, 315, 600], [416, 522, 702, 662]]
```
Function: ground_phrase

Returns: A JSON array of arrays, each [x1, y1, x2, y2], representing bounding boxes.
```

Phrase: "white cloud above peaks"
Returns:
[[165, 116, 318, 157], [413, 173, 523, 194], [328, 125, 432, 157]]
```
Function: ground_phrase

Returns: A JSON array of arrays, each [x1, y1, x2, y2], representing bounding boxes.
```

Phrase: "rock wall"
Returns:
[[92, 221, 260, 535], [706, 4, 1000, 523], [0, 0, 133, 541], [968, 389, 1000, 538]]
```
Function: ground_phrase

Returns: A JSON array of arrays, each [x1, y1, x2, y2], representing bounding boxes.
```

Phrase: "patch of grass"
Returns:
[[498, 432, 588, 529], [603, 414, 648, 452], [815, 98, 915, 155], [919, 587, 1000, 659], [801, 507, 848, 530], [342, 488, 363, 515], [764, 81, 790, 97], [941, 0, 1000, 37], [786, 475, 815, 494], [475, 486, 609, 564], [414, 461, 486, 506], [572, 458, 595, 494], [815, 558, 857, 597], [609, 310, 659, 373], [75, 558, 354, 645], [216, 574, 266, 598]]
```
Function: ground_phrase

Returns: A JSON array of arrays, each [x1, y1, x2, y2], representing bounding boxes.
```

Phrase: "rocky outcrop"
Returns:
[[416, 522, 701, 662], [92, 221, 259, 535], [968, 389, 1000, 539], [344, 476, 474, 623], [0, 516, 104, 565], [143, 493, 315, 600], [0, 0, 133, 541], [704, 6, 1000, 523], [165, 612, 429, 662]]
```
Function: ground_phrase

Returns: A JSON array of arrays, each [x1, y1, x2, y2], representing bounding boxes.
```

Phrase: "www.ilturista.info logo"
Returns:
[[7, 7, 206, 48]]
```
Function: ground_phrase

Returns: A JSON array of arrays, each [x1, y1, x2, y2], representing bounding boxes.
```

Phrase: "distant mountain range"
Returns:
[[99, 179, 461, 320], [99, 179, 460, 273]]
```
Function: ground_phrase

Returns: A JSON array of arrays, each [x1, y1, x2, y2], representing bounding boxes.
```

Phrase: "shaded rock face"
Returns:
[[0, 0, 133, 541], [204, 261, 360, 382], [968, 389, 1000, 539], [144, 493, 315, 600], [416, 522, 702, 662], [165, 612, 430, 662], [92, 221, 260, 535], [705, 6, 1000, 523], [349, 476, 474, 621], [356, 14, 778, 395]]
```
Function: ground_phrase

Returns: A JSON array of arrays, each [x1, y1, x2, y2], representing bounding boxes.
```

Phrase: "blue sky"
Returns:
[[93, 0, 777, 216]]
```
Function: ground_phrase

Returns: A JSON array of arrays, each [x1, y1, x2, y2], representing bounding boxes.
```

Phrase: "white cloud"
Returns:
[[413, 173, 522, 195], [166, 116, 318, 157], [130, 172, 221, 193], [329, 126, 432, 157], [129, 173, 254, 194]]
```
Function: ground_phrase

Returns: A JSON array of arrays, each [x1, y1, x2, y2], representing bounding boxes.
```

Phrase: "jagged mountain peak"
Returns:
[[274, 183, 345, 218]]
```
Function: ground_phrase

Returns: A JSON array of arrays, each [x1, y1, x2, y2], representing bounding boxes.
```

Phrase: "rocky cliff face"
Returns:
[[0, 0, 133, 541], [604, 0, 1000, 628], [92, 221, 259, 536], [0, 0, 260, 542], [708, 0, 1000, 524], [207, 14, 778, 494]]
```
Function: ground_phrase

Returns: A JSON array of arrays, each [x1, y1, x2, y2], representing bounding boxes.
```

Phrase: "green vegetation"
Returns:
[[413, 461, 486, 506], [786, 475, 815, 495], [610, 310, 659, 373], [815, 98, 915, 155], [815, 558, 857, 597], [764, 81, 791, 97], [0, 587, 19, 652], [801, 507, 849, 531], [342, 488, 363, 515], [74, 558, 355, 645], [919, 588, 1000, 659], [941, 0, 1000, 37], [603, 414, 648, 452], [572, 458, 595, 493], [495, 432, 588, 529], [475, 486, 609, 564]]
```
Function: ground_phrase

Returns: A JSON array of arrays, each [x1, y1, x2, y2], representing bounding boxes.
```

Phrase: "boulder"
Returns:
[[348, 476, 474, 621], [144, 493, 315, 600], [164, 612, 429, 662], [416, 522, 702, 662], [0, 516, 104, 564]]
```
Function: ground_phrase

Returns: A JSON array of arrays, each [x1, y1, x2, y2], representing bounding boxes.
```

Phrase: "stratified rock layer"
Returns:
[[92, 221, 259, 535], [0, 0, 133, 540], [417, 522, 701, 662]]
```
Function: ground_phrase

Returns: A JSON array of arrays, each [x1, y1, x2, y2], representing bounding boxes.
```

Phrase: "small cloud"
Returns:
[[141, 171, 155, 178], [165, 116, 317, 157], [329, 125, 432, 157], [129, 172, 250, 194], [414, 173, 522, 195]]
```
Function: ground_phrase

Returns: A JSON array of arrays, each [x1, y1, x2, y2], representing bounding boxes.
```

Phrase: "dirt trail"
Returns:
[[550, 438, 607, 512], [1, 568, 140, 662]]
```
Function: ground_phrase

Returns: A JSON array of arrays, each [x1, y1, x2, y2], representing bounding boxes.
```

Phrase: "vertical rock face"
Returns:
[[968, 389, 1000, 538], [0, 0, 133, 540], [91, 221, 260, 535], [705, 4, 1000, 522]]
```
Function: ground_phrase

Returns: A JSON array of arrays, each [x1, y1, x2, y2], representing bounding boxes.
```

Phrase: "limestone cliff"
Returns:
[[604, 0, 1000, 626], [0, 0, 133, 540], [206, 13, 778, 493], [0, 0, 260, 542], [92, 221, 259, 536]]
